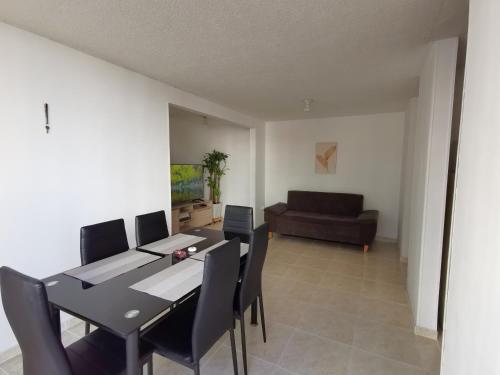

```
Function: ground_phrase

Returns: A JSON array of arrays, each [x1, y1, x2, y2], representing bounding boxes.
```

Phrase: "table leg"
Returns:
[[251, 299, 258, 325], [48, 304, 61, 340], [126, 330, 140, 375]]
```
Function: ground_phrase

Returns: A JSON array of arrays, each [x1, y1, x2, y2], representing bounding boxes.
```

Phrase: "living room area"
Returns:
[[128, 98, 434, 374], [168, 105, 254, 233], [5, 1, 500, 375], [159, 52, 452, 373]]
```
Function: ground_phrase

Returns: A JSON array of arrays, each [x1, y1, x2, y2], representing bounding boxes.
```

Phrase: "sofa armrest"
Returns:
[[357, 210, 378, 246], [264, 203, 287, 232], [357, 210, 379, 222], [264, 202, 288, 216]]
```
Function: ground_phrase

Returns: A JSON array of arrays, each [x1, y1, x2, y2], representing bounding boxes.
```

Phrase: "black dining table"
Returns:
[[43, 227, 256, 375]]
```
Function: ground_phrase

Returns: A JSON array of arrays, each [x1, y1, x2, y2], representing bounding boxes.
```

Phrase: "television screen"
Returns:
[[171, 164, 204, 204]]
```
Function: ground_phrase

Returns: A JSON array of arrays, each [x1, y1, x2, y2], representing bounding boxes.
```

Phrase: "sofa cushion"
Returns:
[[287, 191, 363, 216], [282, 210, 358, 226]]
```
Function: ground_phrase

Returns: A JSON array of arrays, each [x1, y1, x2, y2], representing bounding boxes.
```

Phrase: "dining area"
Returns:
[[0, 206, 268, 375]]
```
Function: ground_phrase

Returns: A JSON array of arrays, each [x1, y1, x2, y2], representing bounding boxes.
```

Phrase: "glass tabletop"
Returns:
[[43, 227, 230, 338]]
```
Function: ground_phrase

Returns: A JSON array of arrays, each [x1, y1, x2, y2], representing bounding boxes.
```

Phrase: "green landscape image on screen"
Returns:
[[171, 164, 204, 204]]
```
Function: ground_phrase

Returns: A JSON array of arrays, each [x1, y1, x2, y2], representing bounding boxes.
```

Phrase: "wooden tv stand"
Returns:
[[171, 200, 213, 234]]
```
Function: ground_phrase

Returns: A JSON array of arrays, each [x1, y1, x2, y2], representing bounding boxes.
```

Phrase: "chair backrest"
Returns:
[[0, 267, 72, 375], [223, 205, 253, 244], [135, 210, 169, 247], [192, 239, 240, 361], [238, 223, 269, 312], [80, 218, 129, 265]]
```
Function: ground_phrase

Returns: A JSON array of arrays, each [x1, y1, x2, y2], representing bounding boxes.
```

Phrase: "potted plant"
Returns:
[[202, 150, 229, 221]]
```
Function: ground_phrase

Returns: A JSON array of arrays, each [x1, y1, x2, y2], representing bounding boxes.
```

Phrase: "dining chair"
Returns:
[[0, 266, 153, 375], [233, 223, 269, 375], [143, 239, 241, 375], [223, 205, 253, 244], [80, 218, 129, 334], [135, 210, 169, 247]]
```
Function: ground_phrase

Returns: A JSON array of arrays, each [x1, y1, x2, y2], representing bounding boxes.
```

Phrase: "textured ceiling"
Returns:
[[0, 0, 468, 120]]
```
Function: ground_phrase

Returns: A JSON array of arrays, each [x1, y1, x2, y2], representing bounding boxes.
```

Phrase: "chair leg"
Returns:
[[229, 328, 239, 375], [84, 322, 90, 335], [194, 362, 200, 375], [240, 311, 248, 375], [250, 299, 258, 325], [258, 292, 267, 343]]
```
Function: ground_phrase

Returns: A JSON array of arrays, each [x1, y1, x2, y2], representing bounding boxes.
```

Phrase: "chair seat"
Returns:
[[66, 329, 152, 375], [143, 296, 198, 366]]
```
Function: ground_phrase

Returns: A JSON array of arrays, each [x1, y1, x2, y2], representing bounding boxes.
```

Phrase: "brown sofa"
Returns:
[[264, 191, 378, 252]]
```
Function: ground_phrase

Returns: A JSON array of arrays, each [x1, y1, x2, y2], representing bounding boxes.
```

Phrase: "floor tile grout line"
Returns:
[[218, 313, 436, 373], [273, 327, 298, 370], [219, 341, 282, 368], [268, 257, 406, 279], [199, 337, 229, 369], [289, 325, 430, 371], [273, 364, 301, 375], [218, 321, 297, 370], [263, 280, 410, 308], [263, 302, 418, 339], [262, 294, 414, 334], [1, 238, 430, 374], [352, 346, 431, 372]]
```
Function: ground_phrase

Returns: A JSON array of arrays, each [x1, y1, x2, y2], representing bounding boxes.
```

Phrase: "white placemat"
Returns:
[[130, 259, 204, 301], [138, 233, 206, 255], [191, 240, 249, 261], [65, 250, 160, 284]]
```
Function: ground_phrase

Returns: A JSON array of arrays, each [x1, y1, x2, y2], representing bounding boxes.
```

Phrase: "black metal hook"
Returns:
[[44, 103, 50, 134]]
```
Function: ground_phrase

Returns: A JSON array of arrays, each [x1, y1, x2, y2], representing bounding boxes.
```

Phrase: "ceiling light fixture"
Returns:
[[303, 99, 313, 112]]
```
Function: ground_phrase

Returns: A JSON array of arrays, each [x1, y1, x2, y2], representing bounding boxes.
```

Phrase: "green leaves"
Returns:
[[202, 150, 229, 204]]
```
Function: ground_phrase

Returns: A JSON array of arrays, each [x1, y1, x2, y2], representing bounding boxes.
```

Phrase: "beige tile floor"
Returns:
[[0, 233, 441, 375]]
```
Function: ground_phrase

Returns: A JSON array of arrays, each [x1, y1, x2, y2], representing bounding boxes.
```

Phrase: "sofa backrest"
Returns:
[[287, 191, 363, 216]]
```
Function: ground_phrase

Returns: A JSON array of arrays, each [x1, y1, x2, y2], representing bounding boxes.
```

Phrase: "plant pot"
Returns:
[[212, 202, 223, 222]]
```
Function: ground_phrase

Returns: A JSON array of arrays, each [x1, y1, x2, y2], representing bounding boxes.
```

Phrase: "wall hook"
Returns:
[[44, 103, 50, 134]]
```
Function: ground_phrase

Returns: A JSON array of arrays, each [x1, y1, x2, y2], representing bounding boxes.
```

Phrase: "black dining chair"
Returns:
[[135, 210, 169, 247], [143, 239, 241, 375], [80, 218, 129, 334], [223, 205, 253, 244], [0, 266, 153, 375], [233, 223, 270, 375]]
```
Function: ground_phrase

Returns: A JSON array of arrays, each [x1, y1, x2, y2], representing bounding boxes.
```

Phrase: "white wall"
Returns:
[[0, 22, 264, 354], [253, 126, 266, 225], [169, 111, 251, 209], [398, 98, 418, 259], [441, 0, 500, 373], [405, 38, 458, 336], [265, 113, 405, 240]]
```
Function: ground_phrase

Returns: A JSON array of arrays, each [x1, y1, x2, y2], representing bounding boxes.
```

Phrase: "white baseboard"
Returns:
[[414, 325, 438, 340], [375, 236, 398, 243], [0, 317, 83, 364]]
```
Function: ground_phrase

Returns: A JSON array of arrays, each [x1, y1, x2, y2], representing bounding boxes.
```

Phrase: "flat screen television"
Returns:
[[170, 164, 205, 204]]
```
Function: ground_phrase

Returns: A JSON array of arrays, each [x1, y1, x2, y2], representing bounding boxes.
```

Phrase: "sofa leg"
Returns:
[[363, 245, 369, 253], [268, 231, 273, 239]]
